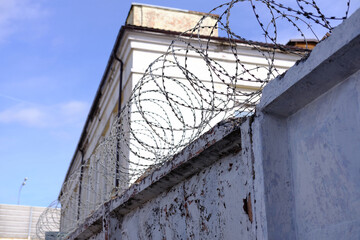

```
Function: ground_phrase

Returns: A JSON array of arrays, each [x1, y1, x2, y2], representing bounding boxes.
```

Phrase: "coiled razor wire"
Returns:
[[35, 201, 61, 239], [37, 0, 352, 238]]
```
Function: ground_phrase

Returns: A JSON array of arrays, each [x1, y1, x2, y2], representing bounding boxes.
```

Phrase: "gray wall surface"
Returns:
[[66, 119, 257, 240], [287, 70, 360, 239], [257, 7, 360, 240], [110, 130, 253, 239]]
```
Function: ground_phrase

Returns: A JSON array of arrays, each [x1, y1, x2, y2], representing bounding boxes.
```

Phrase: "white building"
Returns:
[[58, 3, 305, 235]]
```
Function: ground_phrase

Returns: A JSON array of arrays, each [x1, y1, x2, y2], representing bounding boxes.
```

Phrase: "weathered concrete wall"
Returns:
[[109, 120, 254, 240], [287, 69, 360, 239], [256, 7, 360, 240], [66, 119, 258, 240]]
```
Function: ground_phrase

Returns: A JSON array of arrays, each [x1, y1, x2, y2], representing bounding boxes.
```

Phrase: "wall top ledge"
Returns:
[[65, 117, 247, 240], [258, 8, 360, 117]]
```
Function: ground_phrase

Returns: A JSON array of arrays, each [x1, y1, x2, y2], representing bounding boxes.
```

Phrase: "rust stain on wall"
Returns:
[[243, 193, 253, 223]]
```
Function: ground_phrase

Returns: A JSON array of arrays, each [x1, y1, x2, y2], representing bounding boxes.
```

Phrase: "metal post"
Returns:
[[28, 206, 33, 240]]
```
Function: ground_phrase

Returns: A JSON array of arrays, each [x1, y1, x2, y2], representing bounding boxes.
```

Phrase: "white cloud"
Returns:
[[0, 0, 47, 42], [0, 106, 46, 126], [59, 101, 89, 125], [60, 101, 89, 117], [0, 101, 89, 128]]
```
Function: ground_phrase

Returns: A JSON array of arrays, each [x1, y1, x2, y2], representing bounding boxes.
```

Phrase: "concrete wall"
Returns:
[[0, 204, 59, 240], [109, 121, 253, 240], [65, 119, 258, 240], [288, 70, 360, 239], [256, 8, 360, 240]]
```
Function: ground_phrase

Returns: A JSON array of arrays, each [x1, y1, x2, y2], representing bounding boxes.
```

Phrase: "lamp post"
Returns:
[[17, 177, 28, 205]]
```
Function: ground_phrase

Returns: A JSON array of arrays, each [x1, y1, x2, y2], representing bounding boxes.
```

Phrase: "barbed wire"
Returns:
[[35, 201, 61, 239], [37, 0, 351, 238]]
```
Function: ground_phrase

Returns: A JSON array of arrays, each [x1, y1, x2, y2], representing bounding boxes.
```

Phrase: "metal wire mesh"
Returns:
[[37, 0, 351, 238]]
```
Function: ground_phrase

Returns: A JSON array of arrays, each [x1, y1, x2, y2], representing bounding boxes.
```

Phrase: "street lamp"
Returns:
[[17, 177, 28, 205]]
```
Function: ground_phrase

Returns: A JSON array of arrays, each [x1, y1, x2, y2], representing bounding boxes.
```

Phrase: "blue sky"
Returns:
[[0, 0, 359, 207]]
